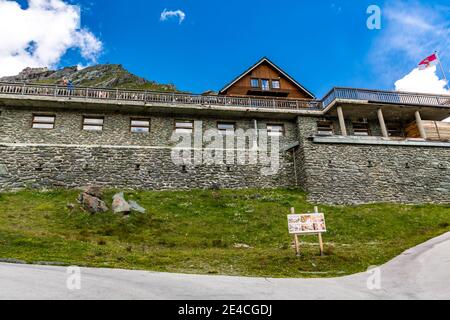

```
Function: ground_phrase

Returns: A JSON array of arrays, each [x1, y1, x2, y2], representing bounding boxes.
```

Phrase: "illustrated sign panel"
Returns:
[[287, 213, 327, 234]]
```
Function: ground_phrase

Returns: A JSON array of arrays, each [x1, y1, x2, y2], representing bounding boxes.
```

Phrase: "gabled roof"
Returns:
[[219, 57, 316, 99]]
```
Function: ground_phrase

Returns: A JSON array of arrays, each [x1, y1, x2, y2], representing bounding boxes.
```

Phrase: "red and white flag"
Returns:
[[418, 53, 439, 70]]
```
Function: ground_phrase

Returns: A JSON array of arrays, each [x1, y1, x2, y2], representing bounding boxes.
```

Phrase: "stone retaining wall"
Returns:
[[297, 117, 450, 204], [0, 144, 296, 191], [1, 106, 449, 204]]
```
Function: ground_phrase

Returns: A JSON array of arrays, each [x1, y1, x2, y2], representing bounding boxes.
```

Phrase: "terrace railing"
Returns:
[[0, 82, 321, 110], [2, 82, 449, 110], [322, 87, 450, 109]]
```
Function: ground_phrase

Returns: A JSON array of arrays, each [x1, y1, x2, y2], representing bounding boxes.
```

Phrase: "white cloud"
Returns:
[[395, 66, 449, 94], [0, 0, 102, 77], [160, 9, 186, 24], [369, 1, 450, 87]]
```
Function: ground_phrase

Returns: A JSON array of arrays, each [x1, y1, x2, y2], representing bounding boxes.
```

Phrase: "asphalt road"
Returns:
[[0, 232, 449, 300]]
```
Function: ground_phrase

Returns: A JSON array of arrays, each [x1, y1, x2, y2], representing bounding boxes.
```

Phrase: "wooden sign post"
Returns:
[[314, 206, 325, 256], [291, 207, 301, 256], [287, 207, 327, 257]]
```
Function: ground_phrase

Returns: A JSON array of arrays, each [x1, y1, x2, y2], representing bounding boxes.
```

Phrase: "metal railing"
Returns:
[[0, 82, 321, 110], [322, 87, 450, 109], [1, 82, 449, 110]]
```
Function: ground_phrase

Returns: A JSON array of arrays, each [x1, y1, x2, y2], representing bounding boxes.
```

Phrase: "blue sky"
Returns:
[[6, 0, 450, 97]]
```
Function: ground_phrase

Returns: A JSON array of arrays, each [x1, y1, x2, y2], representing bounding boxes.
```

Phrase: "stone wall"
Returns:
[[0, 107, 298, 148], [0, 107, 298, 191], [1, 106, 449, 204], [0, 144, 296, 191], [297, 116, 450, 204]]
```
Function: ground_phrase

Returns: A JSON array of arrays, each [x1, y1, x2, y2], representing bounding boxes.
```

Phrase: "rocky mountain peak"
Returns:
[[0, 64, 177, 92]]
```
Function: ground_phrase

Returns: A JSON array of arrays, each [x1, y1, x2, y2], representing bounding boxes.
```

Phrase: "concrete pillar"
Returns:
[[377, 108, 389, 138], [415, 111, 427, 139], [337, 106, 347, 136]]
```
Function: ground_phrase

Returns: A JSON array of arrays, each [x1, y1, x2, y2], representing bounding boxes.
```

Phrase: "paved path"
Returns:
[[1, 232, 449, 300]]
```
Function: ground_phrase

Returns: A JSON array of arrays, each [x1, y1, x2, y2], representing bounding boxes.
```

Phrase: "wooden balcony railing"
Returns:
[[322, 87, 450, 109], [1, 82, 449, 111], [0, 82, 320, 110]]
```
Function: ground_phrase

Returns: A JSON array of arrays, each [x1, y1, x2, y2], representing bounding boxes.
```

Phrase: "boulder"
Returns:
[[79, 193, 108, 213], [84, 186, 103, 199], [129, 200, 146, 213], [112, 192, 131, 214]]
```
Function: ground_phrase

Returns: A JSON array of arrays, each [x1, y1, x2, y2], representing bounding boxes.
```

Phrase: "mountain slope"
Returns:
[[0, 64, 178, 92]]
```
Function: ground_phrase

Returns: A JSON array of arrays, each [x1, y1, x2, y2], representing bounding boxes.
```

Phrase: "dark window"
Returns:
[[83, 116, 104, 131], [267, 124, 284, 137], [175, 120, 194, 134], [131, 118, 150, 133], [251, 79, 259, 88], [32, 115, 55, 129], [387, 124, 405, 137], [272, 80, 280, 89], [317, 121, 334, 135], [352, 122, 370, 136], [217, 122, 235, 135]]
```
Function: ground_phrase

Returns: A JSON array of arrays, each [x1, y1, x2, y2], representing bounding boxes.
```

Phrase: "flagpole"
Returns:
[[435, 51, 450, 91]]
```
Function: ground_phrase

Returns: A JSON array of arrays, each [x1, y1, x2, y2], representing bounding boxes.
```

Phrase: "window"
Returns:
[[317, 121, 334, 135], [32, 115, 55, 129], [217, 122, 235, 135], [251, 78, 280, 90], [251, 79, 259, 88], [83, 116, 104, 131], [261, 79, 270, 91], [267, 124, 284, 137], [352, 122, 370, 136], [387, 124, 404, 137], [272, 80, 281, 89], [131, 118, 150, 133], [175, 120, 194, 134]]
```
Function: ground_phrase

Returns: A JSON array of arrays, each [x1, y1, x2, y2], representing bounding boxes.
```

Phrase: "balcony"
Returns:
[[322, 87, 450, 109], [1, 82, 449, 113], [0, 82, 320, 110]]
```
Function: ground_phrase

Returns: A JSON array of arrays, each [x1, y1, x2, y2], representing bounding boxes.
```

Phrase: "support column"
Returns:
[[377, 108, 389, 138], [337, 106, 347, 136], [415, 110, 427, 140]]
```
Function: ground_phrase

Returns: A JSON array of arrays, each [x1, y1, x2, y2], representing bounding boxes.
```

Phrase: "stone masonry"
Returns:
[[0, 107, 297, 191], [296, 117, 450, 204], [0, 145, 296, 190], [0, 105, 449, 204]]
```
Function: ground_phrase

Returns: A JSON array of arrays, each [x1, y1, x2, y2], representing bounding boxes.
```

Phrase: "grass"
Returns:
[[0, 189, 449, 278], [30, 64, 180, 92], [34, 77, 178, 92]]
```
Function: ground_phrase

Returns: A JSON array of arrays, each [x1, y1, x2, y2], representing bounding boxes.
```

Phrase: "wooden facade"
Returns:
[[219, 57, 315, 100], [406, 120, 450, 141]]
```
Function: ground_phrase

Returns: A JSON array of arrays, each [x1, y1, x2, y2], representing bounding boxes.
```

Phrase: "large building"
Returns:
[[0, 57, 449, 204]]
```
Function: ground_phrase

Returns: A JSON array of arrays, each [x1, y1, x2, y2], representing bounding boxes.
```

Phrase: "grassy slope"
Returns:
[[33, 77, 176, 92], [0, 189, 449, 278], [31, 65, 178, 92]]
